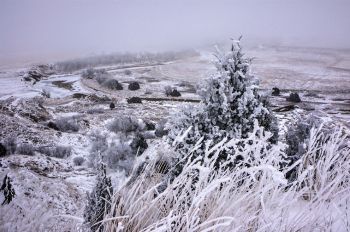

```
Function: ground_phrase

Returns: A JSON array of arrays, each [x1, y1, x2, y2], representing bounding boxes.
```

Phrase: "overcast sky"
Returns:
[[1, 0, 349, 65]]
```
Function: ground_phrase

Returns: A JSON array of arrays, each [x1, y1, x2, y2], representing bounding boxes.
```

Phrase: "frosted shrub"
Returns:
[[88, 130, 137, 172], [284, 114, 328, 181], [285, 114, 322, 158], [16, 143, 35, 156], [38, 145, 72, 158], [105, 141, 134, 173], [73, 156, 85, 166], [155, 119, 169, 137], [2, 136, 17, 155], [101, 79, 123, 90], [103, 123, 350, 232], [52, 146, 72, 158], [95, 72, 110, 85], [165, 86, 181, 97], [107, 116, 142, 134], [0, 138, 35, 156], [81, 68, 95, 79], [124, 69, 132, 75], [41, 89, 51, 98], [89, 131, 109, 167], [81, 68, 108, 81], [164, 86, 172, 96], [55, 116, 80, 132], [83, 68, 123, 90], [130, 134, 148, 156]]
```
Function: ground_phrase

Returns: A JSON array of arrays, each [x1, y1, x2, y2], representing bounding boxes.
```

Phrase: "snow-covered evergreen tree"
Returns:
[[84, 163, 113, 232], [168, 39, 278, 172]]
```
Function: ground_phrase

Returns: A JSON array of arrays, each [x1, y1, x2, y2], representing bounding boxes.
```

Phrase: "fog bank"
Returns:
[[1, 0, 349, 66]]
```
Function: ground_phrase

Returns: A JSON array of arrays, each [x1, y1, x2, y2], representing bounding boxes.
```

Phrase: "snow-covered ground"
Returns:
[[0, 45, 349, 231]]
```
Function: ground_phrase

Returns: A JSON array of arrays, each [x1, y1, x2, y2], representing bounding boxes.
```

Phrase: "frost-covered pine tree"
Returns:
[[84, 163, 113, 232], [168, 39, 278, 171]]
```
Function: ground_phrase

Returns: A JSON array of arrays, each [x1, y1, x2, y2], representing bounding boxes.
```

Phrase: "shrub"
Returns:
[[164, 86, 172, 96], [284, 114, 323, 181], [53, 146, 72, 158], [73, 156, 85, 166], [155, 120, 169, 137], [105, 141, 134, 173], [95, 73, 109, 85], [41, 89, 51, 98], [169, 88, 181, 97], [47, 121, 59, 130], [38, 145, 72, 158], [81, 68, 95, 79], [72, 93, 88, 99], [89, 131, 109, 167], [55, 116, 80, 132], [88, 126, 147, 172], [107, 117, 141, 134], [127, 97, 142, 104], [286, 92, 301, 102], [2, 136, 17, 155], [0, 143, 6, 157], [84, 68, 123, 91], [109, 102, 115, 110], [87, 94, 111, 103], [101, 79, 123, 90], [272, 87, 280, 96], [130, 134, 148, 156], [124, 69, 132, 75], [16, 143, 35, 156], [128, 82, 140, 91], [165, 86, 181, 97], [145, 121, 156, 130]]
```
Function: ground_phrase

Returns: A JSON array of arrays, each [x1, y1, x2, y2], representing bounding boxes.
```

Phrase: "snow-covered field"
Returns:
[[0, 45, 349, 231]]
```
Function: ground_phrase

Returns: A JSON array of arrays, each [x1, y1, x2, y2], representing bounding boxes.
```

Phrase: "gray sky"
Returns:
[[1, 0, 350, 65]]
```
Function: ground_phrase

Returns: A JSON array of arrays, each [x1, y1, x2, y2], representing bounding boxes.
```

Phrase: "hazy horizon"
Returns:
[[1, 0, 350, 67]]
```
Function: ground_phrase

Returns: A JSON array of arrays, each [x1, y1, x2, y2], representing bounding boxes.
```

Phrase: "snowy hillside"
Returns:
[[0, 44, 349, 231]]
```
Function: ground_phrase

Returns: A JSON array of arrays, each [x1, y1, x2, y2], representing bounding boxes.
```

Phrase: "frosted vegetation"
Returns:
[[102, 123, 349, 231], [82, 68, 124, 90], [54, 116, 80, 132], [88, 117, 149, 174], [83, 41, 350, 231]]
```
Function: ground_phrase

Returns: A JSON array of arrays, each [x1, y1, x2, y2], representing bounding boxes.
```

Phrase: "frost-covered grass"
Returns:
[[101, 123, 350, 231]]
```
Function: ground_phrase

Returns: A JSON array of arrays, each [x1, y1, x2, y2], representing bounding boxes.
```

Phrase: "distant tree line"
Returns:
[[54, 50, 198, 73]]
